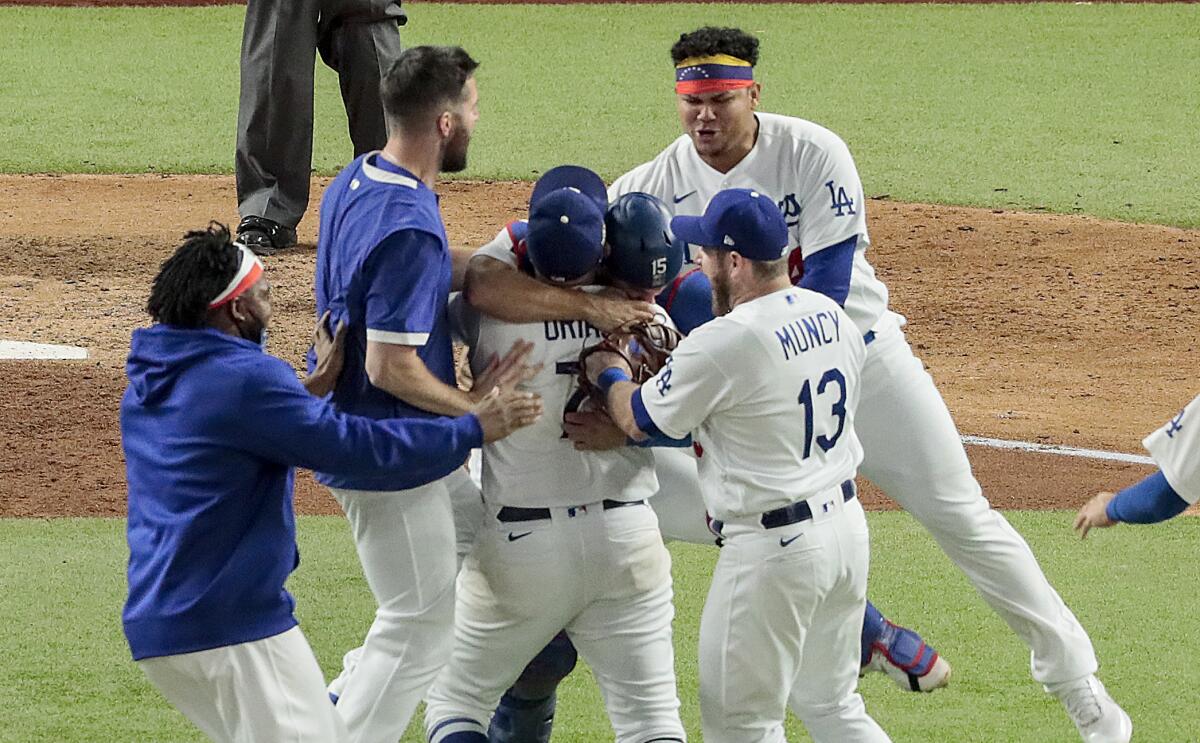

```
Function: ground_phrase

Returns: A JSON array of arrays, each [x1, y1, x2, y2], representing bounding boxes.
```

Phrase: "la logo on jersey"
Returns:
[[825, 180, 856, 217]]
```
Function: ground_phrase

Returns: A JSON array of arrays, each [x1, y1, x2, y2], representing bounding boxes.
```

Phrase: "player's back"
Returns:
[[453, 291, 662, 507], [685, 286, 866, 519]]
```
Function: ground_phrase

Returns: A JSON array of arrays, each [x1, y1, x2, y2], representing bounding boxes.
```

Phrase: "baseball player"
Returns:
[[311, 46, 545, 743], [599, 26, 1132, 743], [586, 189, 889, 742], [120, 224, 539, 743], [1075, 392, 1199, 536], [470, 191, 949, 743], [424, 167, 686, 743]]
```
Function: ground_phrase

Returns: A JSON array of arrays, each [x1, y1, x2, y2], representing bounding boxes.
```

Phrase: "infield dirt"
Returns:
[[1, 174, 1196, 518]]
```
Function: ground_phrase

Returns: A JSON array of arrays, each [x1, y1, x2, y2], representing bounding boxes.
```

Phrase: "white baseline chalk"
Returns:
[[0, 340, 88, 360], [961, 435, 1153, 465]]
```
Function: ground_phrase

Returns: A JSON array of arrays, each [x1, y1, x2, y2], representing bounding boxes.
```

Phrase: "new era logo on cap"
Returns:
[[670, 188, 790, 261]]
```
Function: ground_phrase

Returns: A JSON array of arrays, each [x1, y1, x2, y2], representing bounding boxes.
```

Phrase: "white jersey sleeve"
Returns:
[[793, 128, 868, 256], [1142, 393, 1200, 504], [638, 324, 738, 440], [472, 223, 522, 268]]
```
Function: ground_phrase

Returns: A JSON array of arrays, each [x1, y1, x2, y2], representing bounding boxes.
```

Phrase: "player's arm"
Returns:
[[1075, 395, 1200, 537], [465, 254, 655, 332], [585, 331, 727, 443], [302, 311, 347, 397], [232, 359, 542, 480], [794, 136, 868, 306], [363, 231, 536, 416], [1074, 473, 1188, 537], [797, 236, 857, 307]]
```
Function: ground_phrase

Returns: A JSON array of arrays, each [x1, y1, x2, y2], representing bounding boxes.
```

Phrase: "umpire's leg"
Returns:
[[318, 0, 404, 156], [236, 0, 321, 229]]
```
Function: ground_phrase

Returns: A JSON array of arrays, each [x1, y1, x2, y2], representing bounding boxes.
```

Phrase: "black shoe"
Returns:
[[236, 216, 298, 255]]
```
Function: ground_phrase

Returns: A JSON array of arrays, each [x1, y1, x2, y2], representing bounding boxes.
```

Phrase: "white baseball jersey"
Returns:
[[609, 112, 890, 336], [639, 286, 866, 521], [449, 285, 667, 508], [1143, 393, 1200, 504]]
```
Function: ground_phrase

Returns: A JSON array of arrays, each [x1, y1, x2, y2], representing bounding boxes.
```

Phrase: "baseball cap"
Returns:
[[526, 187, 604, 284], [670, 188, 789, 261], [529, 165, 608, 215]]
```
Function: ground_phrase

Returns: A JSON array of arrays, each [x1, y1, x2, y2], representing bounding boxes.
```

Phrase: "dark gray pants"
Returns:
[[235, 0, 405, 228]]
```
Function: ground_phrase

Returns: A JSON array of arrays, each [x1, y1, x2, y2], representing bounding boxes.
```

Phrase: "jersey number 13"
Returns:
[[797, 368, 847, 458]]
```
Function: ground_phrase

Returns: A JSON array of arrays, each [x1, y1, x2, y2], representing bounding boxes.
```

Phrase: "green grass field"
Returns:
[[1, 4, 1198, 225], [3, 512, 1197, 742]]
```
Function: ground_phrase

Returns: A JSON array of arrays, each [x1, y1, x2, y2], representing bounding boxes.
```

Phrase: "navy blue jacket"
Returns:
[[120, 325, 481, 660]]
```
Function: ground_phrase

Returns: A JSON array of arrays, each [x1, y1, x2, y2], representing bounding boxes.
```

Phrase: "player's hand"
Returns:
[[1074, 491, 1118, 539], [471, 387, 543, 443], [563, 410, 627, 451], [305, 311, 347, 397], [584, 293, 657, 332], [469, 340, 542, 401], [583, 349, 632, 387]]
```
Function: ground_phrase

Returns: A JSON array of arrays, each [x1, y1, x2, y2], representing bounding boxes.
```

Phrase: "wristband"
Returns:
[[596, 367, 632, 396]]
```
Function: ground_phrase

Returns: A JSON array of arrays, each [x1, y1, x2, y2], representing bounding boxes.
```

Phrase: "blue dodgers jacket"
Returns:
[[120, 325, 482, 661]]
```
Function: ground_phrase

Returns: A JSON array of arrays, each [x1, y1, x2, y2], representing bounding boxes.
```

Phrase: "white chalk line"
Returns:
[[961, 435, 1153, 465]]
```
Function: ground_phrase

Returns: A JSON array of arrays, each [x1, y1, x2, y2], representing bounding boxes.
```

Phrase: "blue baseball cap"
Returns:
[[670, 188, 789, 261], [526, 187, 605, 284], [529, 165, 608, 215]]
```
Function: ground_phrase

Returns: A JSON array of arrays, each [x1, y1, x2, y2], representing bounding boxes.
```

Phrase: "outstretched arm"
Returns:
[[465, 255, 656, 331]]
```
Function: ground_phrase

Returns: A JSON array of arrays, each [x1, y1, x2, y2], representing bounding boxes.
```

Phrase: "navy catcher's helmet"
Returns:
[[604, 192, 685, 289]]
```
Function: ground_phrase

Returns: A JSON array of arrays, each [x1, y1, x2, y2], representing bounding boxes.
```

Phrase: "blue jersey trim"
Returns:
[[1106, 470, 1188, 524]]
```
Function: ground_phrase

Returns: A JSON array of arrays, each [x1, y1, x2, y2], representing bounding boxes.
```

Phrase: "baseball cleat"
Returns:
[[236, 215, 297, 255], [1049, 675, 1132, 743], [862, 620, 952, 692]]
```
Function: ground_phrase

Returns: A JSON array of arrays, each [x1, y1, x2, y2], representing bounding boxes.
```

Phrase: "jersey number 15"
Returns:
[[797, 368, 847, 458]]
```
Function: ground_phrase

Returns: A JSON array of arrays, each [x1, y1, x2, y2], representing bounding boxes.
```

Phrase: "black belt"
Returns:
[[496, 499, 646, 523], [712, 480, 855, 534]]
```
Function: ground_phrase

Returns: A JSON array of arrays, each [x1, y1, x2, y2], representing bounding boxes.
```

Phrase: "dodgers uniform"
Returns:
[[425, 286, 685, 743], [313, 151, 466, 743], [636, 281, 887, 743], [611, 112, 1101, 687]]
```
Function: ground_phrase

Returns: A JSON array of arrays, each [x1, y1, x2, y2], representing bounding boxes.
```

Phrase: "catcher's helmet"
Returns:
[[604, 192, 686, 290], [526, 166, 606, 284]]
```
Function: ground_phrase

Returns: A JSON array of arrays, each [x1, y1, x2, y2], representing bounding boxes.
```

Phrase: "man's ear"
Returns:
[[227, 296, 248, 323], [437, 110, 453, 138], [749, 83, 761, 109]]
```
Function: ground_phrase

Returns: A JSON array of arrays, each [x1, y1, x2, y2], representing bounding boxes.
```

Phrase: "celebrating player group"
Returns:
[[120, 23, 1158, 743]]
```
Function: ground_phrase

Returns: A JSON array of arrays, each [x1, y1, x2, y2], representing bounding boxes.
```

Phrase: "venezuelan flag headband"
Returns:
[[675, 54, 754, 95], [208, 242, 265, 309]]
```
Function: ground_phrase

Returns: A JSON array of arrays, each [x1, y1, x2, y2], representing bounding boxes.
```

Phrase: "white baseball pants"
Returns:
[[857, 320, 1097, 684], [700, 493, 890, 743], [425, 501, 686, 743], [138, 626, 347, 743], [328, 477, 459, 743]]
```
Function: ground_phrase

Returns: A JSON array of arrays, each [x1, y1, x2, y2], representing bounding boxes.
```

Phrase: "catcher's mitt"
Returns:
[[577, 320, 682, 405]]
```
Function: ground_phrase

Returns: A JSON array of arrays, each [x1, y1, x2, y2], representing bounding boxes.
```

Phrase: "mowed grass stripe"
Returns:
[[0, 4, 1197, 225], [2, 512, 1197, 741]]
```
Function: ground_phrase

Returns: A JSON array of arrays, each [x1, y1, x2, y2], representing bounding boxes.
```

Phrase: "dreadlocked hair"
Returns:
[[670, 27, 760, 67], [146, 222, 240, 327]]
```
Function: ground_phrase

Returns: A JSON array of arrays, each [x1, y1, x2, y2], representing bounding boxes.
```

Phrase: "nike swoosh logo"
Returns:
[[508, 531, 533, 542], [779, 533, 802, 548], [673, 191, 697, 204]]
